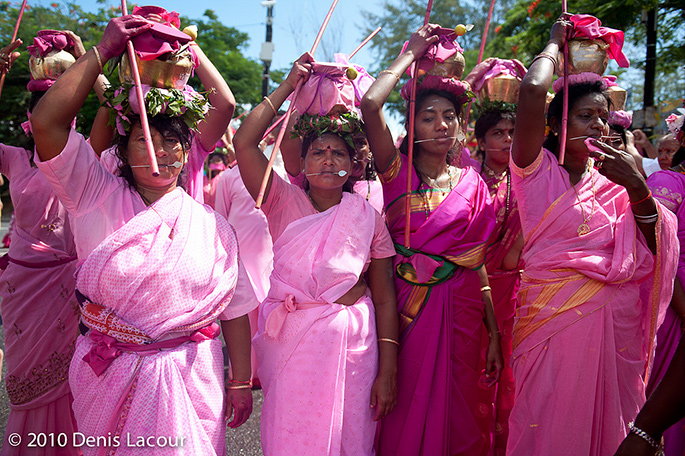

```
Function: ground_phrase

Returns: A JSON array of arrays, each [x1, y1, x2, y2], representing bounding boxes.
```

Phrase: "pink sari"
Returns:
[[0, 144, 80, 455], [377, 152, 496, 456], [507, 149, 678, 456], [475, 168, 522, 456], [646, 169, 685, 456], [70, 189, 240, 456], [255, 175, 395, 456]]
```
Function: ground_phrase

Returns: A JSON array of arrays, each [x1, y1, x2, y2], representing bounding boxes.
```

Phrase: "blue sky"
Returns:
[[74, 0, 384, 73]]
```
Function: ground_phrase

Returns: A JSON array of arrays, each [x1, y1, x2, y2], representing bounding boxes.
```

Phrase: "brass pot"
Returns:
[[606, 85, 627, 111], [119, 48, 194, 89], [557, 39, 609, 76], [29, 49, 76, 80], [418, 51, 466, 80], [479, 74, 520, 103]]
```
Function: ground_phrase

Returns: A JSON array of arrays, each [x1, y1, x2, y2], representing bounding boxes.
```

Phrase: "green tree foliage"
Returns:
[[0, 2, 261, 147]]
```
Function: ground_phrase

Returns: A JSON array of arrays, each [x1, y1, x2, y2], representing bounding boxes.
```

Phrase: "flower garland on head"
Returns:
[[103, 82, 211, 135], [291, 112, 364, 149], [472, 99, 517, 121]]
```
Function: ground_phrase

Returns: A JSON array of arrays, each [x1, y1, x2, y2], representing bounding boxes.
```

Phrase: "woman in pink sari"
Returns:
[[361, 25, 503, 455], [234, 53, 399, 455], [30, 15, 255, 455], [507, 16, 677, 455]]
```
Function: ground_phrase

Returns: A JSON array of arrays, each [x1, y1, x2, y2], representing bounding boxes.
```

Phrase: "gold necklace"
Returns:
[[570, 168, 595, 237], [421, 166, 454, 216]]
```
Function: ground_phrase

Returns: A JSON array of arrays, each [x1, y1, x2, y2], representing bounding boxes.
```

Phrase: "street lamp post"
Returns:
[[260, 0, 276, 98]]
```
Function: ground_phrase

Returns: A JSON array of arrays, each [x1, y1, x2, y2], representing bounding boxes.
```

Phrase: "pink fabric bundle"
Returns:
[[552, 71, 606, 93], [292, 62, 356, 116], [400, 75, 472, 103], [470, 58, 527, 92], [334, 53, 375, 109], [400, 26, 464, 77], [27, 30, 74, 58], [570, 14, 630, 68], [132, 5, 180, 28], [609, 110, 632, 129]]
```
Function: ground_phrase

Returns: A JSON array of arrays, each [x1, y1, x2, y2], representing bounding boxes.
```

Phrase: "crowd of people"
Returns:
[[0, 6, 683, 456]]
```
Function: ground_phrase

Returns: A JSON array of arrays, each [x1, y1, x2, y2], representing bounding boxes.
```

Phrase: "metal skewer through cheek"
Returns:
[[121, 0, 160, 176]]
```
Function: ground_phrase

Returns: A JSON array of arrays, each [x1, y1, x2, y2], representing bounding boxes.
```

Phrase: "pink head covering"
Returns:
[[552, 72, 607, 93], [569, 14, 630, 68], [609, 110, 632, 129], [27, 30, 74, 58], [400, 75, 472, 105], [470, 58, 527, 93], [291, 62, 356, 116]]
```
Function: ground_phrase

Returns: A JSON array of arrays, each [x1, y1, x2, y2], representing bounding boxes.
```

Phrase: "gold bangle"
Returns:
[[92, 46, 103, 74], [480, 286, 492, 292], [531, 52, 557, 72], [378, 69, 401, 83], [378, 338, 400, 346], [262, 96, 278, 117], [227, 384, 252, 390]]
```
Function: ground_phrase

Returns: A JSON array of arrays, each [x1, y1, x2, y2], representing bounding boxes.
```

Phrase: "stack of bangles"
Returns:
[[628, 422, 664, 455], [227, 379, 252, 390], [634, 213, 658, 224], [531, 52, 557, 74], [378, 338, 399, 346]]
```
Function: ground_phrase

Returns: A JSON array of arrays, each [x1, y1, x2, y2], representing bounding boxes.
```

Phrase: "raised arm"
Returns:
[[0, 39, 22, 75], [30, 16, 151, 162], [280, 113, 304, 177], [360, 24, 439, 172], [233, 53, 312, 201], [511, 16, 571, 168], [192, 43, 235, 151]]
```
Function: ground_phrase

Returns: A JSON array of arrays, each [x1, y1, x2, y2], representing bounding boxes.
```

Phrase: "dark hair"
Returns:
[[543, 81, 612, 155], [475, 110, 516, 163], [208, 151, 228, 165], [115, 115, 193, 190], [398, 89, 463, 190], [301, 132, 355, 193]]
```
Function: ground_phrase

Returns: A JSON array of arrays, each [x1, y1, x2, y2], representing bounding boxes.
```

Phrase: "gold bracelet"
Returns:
[[378, 69, 401, 83], [480, 286, 492, 292], [263, 96, 278, 116], [227, 384, 252, 390], [378, 338, 400, 346], [531, 52, 557, 73], [92, 46, 103, 74]]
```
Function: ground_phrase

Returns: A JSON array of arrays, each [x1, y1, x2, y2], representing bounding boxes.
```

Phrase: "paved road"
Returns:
[[0, 210, 266, 454]]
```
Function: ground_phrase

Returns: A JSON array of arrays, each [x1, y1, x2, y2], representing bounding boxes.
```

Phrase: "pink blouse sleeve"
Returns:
[[371, 209, 396, 259], [35, 129, 121, 217], [0, 143, 30, 180]]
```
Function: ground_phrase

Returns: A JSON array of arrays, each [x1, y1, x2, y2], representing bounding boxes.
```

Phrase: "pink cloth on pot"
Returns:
[[292, 62, 356, 116], [132, 5, 180, 29], [401, 26, 464, 77], [570, 14, 630, 68], [471, 58, 527, 92], [334, 53, 375, 110], [27, 30, 74, 58]]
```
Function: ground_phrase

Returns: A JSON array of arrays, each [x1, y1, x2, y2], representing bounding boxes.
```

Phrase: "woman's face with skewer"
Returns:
[[558, 92, 610, 159], [302, 133, 352, 190], [127, 124, 186, 188], [414, 95, 460, 157]]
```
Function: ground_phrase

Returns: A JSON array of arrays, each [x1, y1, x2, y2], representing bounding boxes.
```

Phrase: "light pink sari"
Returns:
[[507, 149, 678, 456], [255, 177, 394, 456]]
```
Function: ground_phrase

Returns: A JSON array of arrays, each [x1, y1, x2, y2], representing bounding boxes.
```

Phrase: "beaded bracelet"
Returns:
[[628, 422, 663, 454], [378, 338, 400, 346]]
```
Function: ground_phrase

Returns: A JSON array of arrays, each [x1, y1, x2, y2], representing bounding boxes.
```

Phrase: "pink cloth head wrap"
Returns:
[[552, 72, 607, 93], [400, 27, 464, 77], [609, 110, 632, 129], [27, 30, 74, 58], [400, 75, 473, 105], [334, 53, 375, 110], [471, 58, 527, 92], [291, 62, 356, 116], [569, 14, 630, 68]]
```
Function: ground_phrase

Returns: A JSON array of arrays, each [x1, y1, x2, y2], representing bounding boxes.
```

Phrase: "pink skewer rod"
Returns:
[[255, 0, 340, 208], [559, 0, 569, 165], [121, 0, 160, 176], [463, 0, 497, 128], [404, 0, 434, 248], [262, 114, 286, 141], [310, 0, 339, 57], [0, 0, 28, 101], [255, 82, 302, 209], [348, 27, 381, 59]]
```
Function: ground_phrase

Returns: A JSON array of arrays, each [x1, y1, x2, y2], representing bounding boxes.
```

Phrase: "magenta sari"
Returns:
[[0, 144, 80, 455], [377, 152, 496, 456], [475, 168, 522, 456], [646, 169, 685, 456], [507, 149, 678, 456]]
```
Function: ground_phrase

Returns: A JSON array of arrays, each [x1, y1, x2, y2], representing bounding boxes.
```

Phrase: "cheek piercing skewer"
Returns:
[[305, 170, 348, 177], [131, 161, 183, 169]]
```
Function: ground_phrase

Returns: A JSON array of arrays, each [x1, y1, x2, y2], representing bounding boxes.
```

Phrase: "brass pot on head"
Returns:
[[417, 51, 466, 80], [606, 85, 627, 111], [479, 74, 521, 103], [119, 47, 194, 89], [29, 49, 76, 80], [556, 38, 609, 76]]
